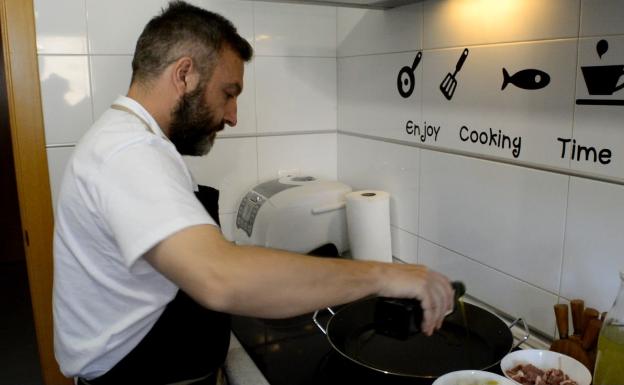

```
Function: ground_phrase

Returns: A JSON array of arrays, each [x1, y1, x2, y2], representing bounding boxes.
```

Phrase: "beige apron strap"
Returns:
[[110, 103, 200, 191], [111, 103, 155, 134]]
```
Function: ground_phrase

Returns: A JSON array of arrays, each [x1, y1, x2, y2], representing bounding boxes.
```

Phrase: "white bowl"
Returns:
[[500, 349, 592, 385], [433, 370, 517, 385]]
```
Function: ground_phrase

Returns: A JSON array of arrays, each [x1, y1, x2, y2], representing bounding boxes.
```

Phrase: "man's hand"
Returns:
[[377, 264, 453, 336]]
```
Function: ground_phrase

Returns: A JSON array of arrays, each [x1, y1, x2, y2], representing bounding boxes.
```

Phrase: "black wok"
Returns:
[[313, 297, 528, 381]]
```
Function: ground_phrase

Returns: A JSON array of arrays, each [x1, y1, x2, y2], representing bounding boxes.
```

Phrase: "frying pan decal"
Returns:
[[397, 51, 422, 98]]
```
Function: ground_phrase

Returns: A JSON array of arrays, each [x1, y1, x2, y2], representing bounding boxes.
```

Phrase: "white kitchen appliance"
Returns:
[[234, 176, 352, 254]]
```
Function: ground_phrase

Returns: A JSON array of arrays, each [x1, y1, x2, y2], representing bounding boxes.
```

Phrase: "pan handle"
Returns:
[[509, 317, 530, 350], [312, 307, 336, 335]]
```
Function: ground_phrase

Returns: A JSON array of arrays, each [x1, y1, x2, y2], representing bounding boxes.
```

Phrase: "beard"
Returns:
[[168, 85, 224, 156]]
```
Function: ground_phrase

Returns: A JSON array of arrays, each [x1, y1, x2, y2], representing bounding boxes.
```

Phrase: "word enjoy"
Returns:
[[459, 126, 522, 158], [405, 120, 440, 143], [557, 138, 612, 164]]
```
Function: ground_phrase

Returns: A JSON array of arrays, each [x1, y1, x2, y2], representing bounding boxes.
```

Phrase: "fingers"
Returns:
[[420, 270, 453, 336]]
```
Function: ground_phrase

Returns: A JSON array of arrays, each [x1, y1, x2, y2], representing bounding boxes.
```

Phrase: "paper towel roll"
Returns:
[[345, 190, 392, 263]]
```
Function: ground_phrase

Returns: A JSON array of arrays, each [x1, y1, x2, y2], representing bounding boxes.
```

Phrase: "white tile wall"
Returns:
[[423, 0, 580, 49], [561, 177, 624, 311], [580, 0, 624, 37], [46, 147, 74, 210], [422, 41, 577, 168], [336, 0, 624, 337], [202, 0, 255, 47], [38, 55, 93, 144], [339, 52, 423, 142], [418, 238, 558, 336], [253, 2, 336, 57], [36, 0, 624, 339], [257, 133, 337, 182], [34, 0, 88, 54], [418, 150, 569, 294], [337, 3, 422, 57], [86, 0, 169, 55], [338, 134, 419, 234], [390, 226, 419, 265], [255, 57, 337, 134], [36, 0, 340, 240], [572, 36, 624, 179], [90, 55, 133, 119]]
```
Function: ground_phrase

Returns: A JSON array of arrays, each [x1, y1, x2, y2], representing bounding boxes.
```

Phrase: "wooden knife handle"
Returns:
[[582, 308, 600, 335], [582, 318, 602, 350], [571, 299, 585, 335], [554, 304, 569, 339]]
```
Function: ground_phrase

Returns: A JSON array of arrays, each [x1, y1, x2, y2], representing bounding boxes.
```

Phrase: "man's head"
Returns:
[[131, 1, 253, 155]]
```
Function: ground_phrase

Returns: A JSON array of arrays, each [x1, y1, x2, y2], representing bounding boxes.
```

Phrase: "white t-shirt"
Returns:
[[53, 96, 217, 379]]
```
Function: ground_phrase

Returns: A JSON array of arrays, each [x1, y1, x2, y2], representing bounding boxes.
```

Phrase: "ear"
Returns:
[[172, 56, 200, 95]]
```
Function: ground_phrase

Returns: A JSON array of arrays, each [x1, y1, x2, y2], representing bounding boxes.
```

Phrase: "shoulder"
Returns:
[[73, 109, 180, 173]]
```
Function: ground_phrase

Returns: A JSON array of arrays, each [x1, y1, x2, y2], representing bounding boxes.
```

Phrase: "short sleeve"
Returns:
[[97, 141, 216, 270]]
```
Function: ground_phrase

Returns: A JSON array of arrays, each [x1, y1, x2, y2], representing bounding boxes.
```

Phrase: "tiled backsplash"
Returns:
[[338, 0, 624, 337], [35, 0, 338, 240], [37, 0, 624, 338]]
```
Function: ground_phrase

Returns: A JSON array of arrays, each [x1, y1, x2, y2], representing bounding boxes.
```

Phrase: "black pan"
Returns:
[[314, 297, 528, 381]]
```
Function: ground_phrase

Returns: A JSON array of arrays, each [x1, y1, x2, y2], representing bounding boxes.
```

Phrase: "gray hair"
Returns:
[[131, 0, 253, 85]]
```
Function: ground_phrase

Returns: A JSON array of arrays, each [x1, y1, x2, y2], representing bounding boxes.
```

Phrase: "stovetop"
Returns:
[[231, 310, 509, 385]]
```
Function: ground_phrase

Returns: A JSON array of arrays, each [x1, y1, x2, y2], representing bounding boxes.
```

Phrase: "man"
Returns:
[[53, 2, 454, 384]]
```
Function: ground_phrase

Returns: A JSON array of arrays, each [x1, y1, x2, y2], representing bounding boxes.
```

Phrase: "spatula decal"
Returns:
[[440, 48, 469, 101]]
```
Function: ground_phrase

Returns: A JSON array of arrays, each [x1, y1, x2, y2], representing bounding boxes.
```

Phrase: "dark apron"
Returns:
[[85, 185, 230, 385]]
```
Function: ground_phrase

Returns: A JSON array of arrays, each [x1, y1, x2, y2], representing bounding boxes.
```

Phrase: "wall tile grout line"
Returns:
[[552, 0, 584, 310], [44, 130, 338, 149], [415, 233, 562, 298], [335, 36, 612, 59], [337, 130, 624, 187], [556, 176, 573, 307]]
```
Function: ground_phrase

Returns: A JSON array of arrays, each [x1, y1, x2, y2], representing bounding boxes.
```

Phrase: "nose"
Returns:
[[224, 99, 237, 127]]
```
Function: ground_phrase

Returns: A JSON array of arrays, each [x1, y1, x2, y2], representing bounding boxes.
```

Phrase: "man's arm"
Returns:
[[144, 224, 453, 335]]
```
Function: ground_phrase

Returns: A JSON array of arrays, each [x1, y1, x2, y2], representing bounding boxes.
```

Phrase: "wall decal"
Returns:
[[501, 68, 550, 90], [397, 51, 422, 98], [557, 137, 612, 165], [459, 125, 522, 158], [440, 48, 469, 101], [577, 39, 624, 106]]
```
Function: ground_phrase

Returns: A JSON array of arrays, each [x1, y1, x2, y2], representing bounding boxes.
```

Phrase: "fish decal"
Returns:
[[501, 68, 550, 90]]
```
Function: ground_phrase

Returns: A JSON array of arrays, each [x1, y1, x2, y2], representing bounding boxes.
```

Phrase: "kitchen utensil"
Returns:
[[500, 349, 592, 385], [581, 307, 600, 335], [440, 48, 469, 100], [582, 318, 602, 351], [374, 281, 466, 340], [313, 298, 529, 380], [397, 51, 422, 98], [433, 370, 516, 385], [550, 302, 594, 370], [554, 303, 569, 339], [571, 299, 585, 336]]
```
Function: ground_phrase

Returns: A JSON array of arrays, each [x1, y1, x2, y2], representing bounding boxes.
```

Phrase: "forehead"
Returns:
[[208, 47, 244, 86]]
